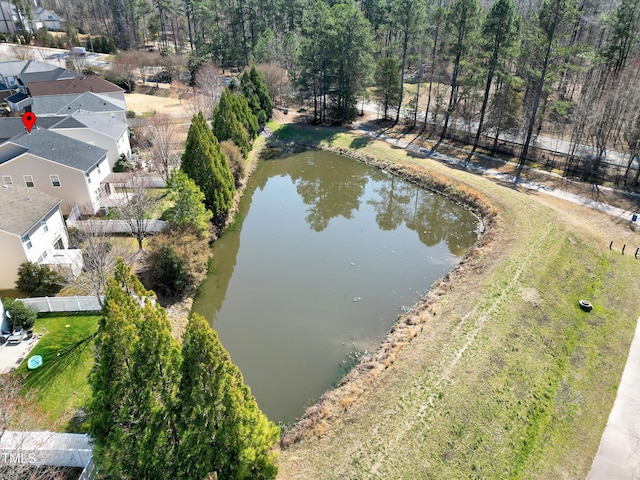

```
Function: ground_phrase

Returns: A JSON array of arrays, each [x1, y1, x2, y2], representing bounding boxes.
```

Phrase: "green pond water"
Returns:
[[193, 150, 479, 423]]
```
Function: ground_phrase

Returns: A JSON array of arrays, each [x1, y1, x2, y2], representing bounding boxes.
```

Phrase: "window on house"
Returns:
[[23, 175, 34, 187], [22, 234, 32, 249], [2, 176, 11, 185], [41, 220, 49, 232], [37, 251, 48, 263], [54, 237, 64, 250], [50, 174, 61, 187]]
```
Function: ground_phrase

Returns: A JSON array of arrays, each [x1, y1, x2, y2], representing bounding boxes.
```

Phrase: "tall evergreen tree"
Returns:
[[177, 313, 279, 480], [212, 89, 252, 158], [330, 2, 374, 123], [297, 1, 373, 124], [297, 0, 335, 123], [599, 0, 640, 75], [250, 66, 274, 121], [441, 0, 481, 141], [181, 111, 236, 226], [88, 260, 181, 480], [422, 0, 447, 134], [390, 0, 426, 125], [232, 93, 260, 140], [473, 0, 520, 151], [164, 169, 213, 236], [241, 66, 274, 125], [518, 0, 578, 169], [374, 56, 402, 120]]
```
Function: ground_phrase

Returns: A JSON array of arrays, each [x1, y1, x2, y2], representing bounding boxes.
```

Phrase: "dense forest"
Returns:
[[41, 0, 640, 187]]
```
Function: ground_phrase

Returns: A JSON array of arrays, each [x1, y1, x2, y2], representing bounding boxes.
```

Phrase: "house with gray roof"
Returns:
[[51, 111, 131, 169], [27, 75, 125, 105], [0, 184, 80, 289], [32, 7, 63, 31], [0, 128, 110, 215], [0, 116, 63, 142], [31, 91, 126, 123], [0, 60, 77, 94], [0, 113, 131, 169]]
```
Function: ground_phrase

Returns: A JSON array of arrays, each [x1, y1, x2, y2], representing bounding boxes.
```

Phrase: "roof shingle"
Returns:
[[0, 184, 61, 236], [9, 129, 108, 172], [28, 76, 123, 96]]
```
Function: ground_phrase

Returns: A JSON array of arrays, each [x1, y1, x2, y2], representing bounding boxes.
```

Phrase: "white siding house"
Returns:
[[51, 112, 131, 169], [32, 7, 62, 31], [0, 184, 81, 290], [0, 129, 110, 215]]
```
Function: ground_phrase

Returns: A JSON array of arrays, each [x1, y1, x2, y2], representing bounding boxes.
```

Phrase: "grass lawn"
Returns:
[[16, 313, 100, 431], [272, 121, 640, 479]]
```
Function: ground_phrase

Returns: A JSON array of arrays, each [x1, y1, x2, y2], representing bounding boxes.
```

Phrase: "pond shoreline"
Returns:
[[265, 137, 500, 447]]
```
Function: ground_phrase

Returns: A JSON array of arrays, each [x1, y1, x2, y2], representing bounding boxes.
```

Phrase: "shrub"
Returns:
[[113, 153, 135, 172], [220, 140, 246, 188], [15, 261, 64, 297], [144, 230, 212, 299], [2, 299, 37, 330]]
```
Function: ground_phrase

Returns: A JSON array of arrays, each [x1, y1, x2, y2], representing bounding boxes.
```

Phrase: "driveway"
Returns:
[[0, 335, 39, 373]]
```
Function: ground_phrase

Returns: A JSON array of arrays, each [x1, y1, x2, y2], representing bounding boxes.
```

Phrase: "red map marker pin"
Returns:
[[22, 112, 36, 134]]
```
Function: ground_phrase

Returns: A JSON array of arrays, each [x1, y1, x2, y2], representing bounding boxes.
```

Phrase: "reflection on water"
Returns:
[[193, 150, 478, 423]]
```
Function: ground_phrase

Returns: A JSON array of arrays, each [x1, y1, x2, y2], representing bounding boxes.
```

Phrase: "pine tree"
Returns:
[[473, 0, 520, 151], [88, 260, 181, 479], [374, 57, 402, 120], [599, 0, 640, 75], [164, 169, 213, 236], [518, 0, 578, 170], [241, 69, 266, 125], [441, 0, 481, 140], [212, 90, 251, 158], [232, 93, 260, 140], [177, 313, 279, 480], [181, 112, 235, 226], [241, 66, 274, 125], [249, 66, 273, 121]]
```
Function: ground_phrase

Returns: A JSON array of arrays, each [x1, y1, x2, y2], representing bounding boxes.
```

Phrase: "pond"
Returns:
[[192, 150, 479, 423]]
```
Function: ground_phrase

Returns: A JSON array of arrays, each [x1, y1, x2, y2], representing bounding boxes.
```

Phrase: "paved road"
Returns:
[[588, 317, 640, 480], [360, 101, 634, 169], [0, 43, 111, 69]]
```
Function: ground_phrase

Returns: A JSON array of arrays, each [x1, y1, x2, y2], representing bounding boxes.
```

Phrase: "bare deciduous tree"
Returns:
[[67, 219, 136, 304], [134, 50, 161, 85], [194, 62, 222, 119], [66, 52, 90, 73], [0, 376, 77, 479], [142, 112, 179, 182], [112, 174, 161, 251], [9, 44, 35, 61], [184, 91, 210, 119], [257, 63, 290, 106]]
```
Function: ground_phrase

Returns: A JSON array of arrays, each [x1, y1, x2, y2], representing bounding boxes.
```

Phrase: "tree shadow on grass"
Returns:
[[274, 123, 342, 146], [349, 136, 372, 149], [23, 334, 95, 393]]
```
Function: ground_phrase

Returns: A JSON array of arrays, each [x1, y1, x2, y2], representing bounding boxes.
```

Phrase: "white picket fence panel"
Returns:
[[19, 296, 103, 313]]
